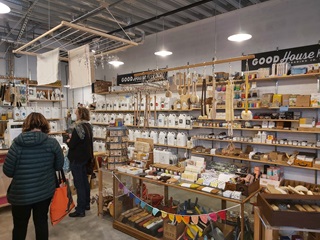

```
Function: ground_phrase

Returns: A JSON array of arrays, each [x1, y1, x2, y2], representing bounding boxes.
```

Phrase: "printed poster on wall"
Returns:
[[241, 44, 320, 71]]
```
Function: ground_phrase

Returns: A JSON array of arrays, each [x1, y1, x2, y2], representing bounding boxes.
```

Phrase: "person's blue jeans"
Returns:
[[11, 197, 52, 240], [70, 163, 90, 214]]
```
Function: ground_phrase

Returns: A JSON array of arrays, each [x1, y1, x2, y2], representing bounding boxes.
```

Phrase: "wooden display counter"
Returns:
[[254, 206, 320, 240]]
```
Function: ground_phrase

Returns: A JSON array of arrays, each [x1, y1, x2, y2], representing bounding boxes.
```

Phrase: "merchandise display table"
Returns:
[[112, 171, 261, 240], [254, 206, 320, 240]]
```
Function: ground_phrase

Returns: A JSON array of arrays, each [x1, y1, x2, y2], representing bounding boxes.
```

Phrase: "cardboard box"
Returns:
[[163, 218, 185, 240], [282, 94, 290, 106], [296, 95, 311, 107], [257, 193, 320, 229], [225, 179, 260, 196], [93, 80, 112, 93], [259, 178, 283, 188]]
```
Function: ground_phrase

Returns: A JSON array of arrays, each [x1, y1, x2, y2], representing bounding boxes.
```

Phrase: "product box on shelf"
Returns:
[[225, 179, 260, 196], [259, 178, 283, 188], [257, 193, 320, 229], [93, 80, 112, 93], [295, 95, 311, 107], [163, 218, 185, 240], [310, 93, 320, 107]]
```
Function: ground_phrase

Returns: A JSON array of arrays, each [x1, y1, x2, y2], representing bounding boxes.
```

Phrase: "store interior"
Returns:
[[1, 0, 320, 239]]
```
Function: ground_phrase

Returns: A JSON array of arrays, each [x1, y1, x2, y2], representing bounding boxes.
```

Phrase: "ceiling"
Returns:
[[0, 0, 272, 49]]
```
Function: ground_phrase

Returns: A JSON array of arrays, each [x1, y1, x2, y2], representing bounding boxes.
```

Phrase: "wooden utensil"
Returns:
[[178, 72, 183, 95], [191, 73, 199, 104], [180, 73, 190, 110], [165, 80, 172, 98]]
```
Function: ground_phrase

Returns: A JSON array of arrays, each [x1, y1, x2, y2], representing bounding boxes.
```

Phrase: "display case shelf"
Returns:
[[192, 137, 320, 150], [191, 151, 320, 171]]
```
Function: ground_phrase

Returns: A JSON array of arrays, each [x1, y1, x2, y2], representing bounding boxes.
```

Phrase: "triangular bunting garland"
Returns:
[[152, 208, 159, 216], [183, 216, 190, 224], [217, 211, 226, 220], [168, 214, 175, 222], [161, 211, 168, 219], [191, 215, 199, 224], [140, 201, 146, 209], [129, 192, 134, 199], [200, 214, 208, 224], [208, 212, 217, 222], [176, 215, 182, 223], [134, 197, 141, 205]]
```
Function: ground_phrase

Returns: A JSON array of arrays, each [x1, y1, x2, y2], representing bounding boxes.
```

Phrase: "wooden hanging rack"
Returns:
[[134, 55, 255, 77], [13, 21, 138, 61]]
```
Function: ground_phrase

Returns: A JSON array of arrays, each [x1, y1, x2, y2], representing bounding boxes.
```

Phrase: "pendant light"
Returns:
[[228, 0, 252, 42], [154, 17, 172, 57], [0, 2, 10, 14], [108, 56, 124, 67]]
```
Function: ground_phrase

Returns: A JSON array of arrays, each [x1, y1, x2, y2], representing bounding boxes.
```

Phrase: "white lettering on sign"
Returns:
[[252, 55, 279, 66], [280, 51, 316, 63]]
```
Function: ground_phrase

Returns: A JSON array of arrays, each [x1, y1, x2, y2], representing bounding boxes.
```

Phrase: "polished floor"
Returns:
[[0, 202, 135, 240]]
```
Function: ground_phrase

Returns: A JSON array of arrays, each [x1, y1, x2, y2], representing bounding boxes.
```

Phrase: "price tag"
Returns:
[[280, 106, 289, 112]]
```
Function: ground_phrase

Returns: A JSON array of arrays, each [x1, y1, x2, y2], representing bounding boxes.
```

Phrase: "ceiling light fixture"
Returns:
[[108, 60, 124, 67], [154, 50, 172, 57], [0, 2, 10, 14], [228, 0, 252, 42], [228, 33, 252, 42], [154, 17, 173, 57]]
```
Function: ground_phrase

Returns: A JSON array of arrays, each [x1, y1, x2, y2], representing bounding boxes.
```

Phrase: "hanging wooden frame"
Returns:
[[12, 21, 138, 61]]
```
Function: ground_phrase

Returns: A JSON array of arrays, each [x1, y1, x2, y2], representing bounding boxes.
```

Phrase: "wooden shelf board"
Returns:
[[28, 99, 63, 102], [251, 73, 319, 81], [192, 137, 319, 150], [191, 152, 320, 171], [200, 119, 299, 122], [91, 122, 109, 126], [125, 125, 192, 130], [192, 126, 320, 134]]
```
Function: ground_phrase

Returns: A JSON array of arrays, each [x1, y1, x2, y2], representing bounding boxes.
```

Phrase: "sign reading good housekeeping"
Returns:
[[241, 44, 320, 71], [117, 70, 168, 85]]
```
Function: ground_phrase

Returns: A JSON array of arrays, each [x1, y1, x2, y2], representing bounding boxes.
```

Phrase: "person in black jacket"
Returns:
[[4, 112, 64, 240], [67, 107, 93, 217]]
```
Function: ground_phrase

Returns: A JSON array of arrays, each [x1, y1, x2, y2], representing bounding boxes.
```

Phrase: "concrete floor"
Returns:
[[0, 203, 135, 240]]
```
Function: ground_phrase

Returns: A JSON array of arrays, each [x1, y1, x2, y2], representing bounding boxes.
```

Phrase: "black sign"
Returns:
[[117, 70, 168, 85], [241, 44, 320, 71]]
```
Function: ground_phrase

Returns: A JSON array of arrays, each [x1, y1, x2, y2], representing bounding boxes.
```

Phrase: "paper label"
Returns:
[[181, 183, 192, 188], [201, 187, 213, 193]]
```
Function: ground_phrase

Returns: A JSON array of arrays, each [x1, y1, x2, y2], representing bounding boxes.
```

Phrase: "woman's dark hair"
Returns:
[[77, 107, 90, 121], [22, 112, 50, 133]]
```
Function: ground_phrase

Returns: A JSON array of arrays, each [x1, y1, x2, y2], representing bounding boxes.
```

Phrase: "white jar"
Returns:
[[158, 131, 167, 144], [150, 131, 158, 144], [167, 132, 176, 146], [177, 132, 187, 147]]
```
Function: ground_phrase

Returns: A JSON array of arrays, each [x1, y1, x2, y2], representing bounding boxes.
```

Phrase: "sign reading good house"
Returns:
[[117, 70, 168, 85], [241, 44, 320, 71]]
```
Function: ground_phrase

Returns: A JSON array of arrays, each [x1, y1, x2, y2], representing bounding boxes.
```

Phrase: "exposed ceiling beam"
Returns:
[[108, 0, 214, 35]]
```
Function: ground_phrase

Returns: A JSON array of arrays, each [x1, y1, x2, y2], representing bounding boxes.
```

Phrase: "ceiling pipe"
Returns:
[[107, 0, 214, 35]]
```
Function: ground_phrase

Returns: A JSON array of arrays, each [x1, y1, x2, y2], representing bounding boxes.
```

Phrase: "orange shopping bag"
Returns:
[[50, 170, 75, 225]]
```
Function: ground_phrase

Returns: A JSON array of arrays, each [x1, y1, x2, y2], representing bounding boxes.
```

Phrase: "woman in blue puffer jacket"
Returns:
[[3, 112, 64, 240]]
